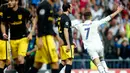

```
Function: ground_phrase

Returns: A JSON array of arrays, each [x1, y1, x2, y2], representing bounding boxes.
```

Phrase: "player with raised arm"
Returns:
[[71, 6, 123, 73]]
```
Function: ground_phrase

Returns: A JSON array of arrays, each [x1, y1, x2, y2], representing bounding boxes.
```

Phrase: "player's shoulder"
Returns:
[[61, 14, 66, 18], [37, 0, 52, 14], [83, 20, 92, 25], [84, 20, 99, 25], [61, 14, 69, 20], [84, 20, 92, 23], [92, 20, 98, 23], [38, 0, 51, 9], [92, 20, 100, 25]]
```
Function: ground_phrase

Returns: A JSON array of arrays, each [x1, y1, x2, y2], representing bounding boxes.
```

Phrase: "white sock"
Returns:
[[97, 63, 106, 73], [101, 61, 108, 72]]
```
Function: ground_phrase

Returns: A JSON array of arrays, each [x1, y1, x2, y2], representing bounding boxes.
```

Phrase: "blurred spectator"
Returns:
[[79, 0, 88, 11], [72, 30, 82, 69], [80, 7, 86, 15], [28, 3, 37, 17], [124, 14, 130, 43], [53, 0, 61, 18], [117, 39, 130, 60], [104, 31, 118, 59], [71, 0, 80, 15], [117, 30, 128, 45], [127, 2, 130, 15], [31, 0, 41, 6], [108, 18, 120, 36], [73, 30, 82, 54], [24, 4, 37, 72], [25, 37, 37, 72], [26, 3, 37, 35], [117, 39, 130, 68], [90, 4, 103, 20]]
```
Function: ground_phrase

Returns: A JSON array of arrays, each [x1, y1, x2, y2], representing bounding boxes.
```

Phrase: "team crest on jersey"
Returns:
[[39, 9, 45, 15], [18, 15, 22, 20], [65, 22, 69, 26], [0, 12, 3, 16], [58, 17, 61, 20], [7, 16, 11, 18], [50, 10, 53, 13]]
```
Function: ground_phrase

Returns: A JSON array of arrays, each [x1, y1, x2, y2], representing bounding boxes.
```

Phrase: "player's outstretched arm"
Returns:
[[110, 5, 123, 18], [98, 5, 123, 25]]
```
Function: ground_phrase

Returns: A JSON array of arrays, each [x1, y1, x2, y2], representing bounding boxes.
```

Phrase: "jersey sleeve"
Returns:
[[0, 6, 6, 22], [64, 20, 69, 28], [97, 16, 111, 26], [37, 5, 46, 37]]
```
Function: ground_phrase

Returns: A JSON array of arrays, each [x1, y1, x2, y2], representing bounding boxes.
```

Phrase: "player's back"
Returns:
[[74, 20, 103, 47], [37, 0, 55, 36], [72, 16, 111, 49]]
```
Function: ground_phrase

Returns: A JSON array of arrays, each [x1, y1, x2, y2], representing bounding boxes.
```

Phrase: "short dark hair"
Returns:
[[62, 2, 71, 12], [84, 12, 92, 20]]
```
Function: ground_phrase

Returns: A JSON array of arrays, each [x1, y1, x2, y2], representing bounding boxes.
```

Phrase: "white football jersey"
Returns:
[[72, 16, 111, 49]]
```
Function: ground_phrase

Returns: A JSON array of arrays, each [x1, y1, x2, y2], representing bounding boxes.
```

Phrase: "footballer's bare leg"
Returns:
[[93, 58, 106, 73], [100, 57, 109, 73]]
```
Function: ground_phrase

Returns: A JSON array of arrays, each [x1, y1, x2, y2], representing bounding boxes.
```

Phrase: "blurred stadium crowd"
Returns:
[[1, 0, 130, 69]]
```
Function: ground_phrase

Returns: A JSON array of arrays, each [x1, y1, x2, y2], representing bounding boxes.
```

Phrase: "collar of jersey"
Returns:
[[84, 20, 92, 24]]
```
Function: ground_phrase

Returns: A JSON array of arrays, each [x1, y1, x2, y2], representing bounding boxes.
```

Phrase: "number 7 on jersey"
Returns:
[[84, 28, 90, 40]]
